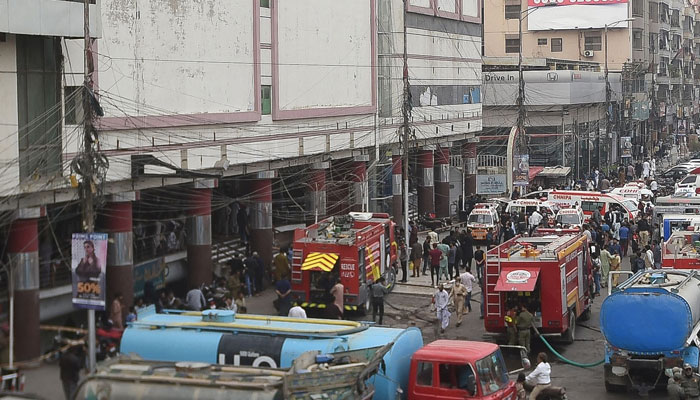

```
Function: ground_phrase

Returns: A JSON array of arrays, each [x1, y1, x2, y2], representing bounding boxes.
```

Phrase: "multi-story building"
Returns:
[[0, 0, 481, 362], [483, 0, 700, 171]]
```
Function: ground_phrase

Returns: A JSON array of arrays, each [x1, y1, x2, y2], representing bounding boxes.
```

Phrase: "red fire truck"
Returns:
[[290, 212, 398, 314], [484, 233, 593, 343]]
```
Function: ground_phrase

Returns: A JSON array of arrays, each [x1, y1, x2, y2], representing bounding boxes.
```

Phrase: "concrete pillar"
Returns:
[[186, 180, 215, 288], [392, 154, 403, 227], [463, 141, 478, 196], [104, 192, 135, 316], [350, 156, 369, 212], [418, 148, 435, 215], [9, 207, 43, 362], [435, 145, 451, 218], [249, 171, 275, 267], [308, 163, 328, 222]]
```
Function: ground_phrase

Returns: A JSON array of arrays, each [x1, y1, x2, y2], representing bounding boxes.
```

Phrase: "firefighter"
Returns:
[[505, 304, 518, 346], [516, 303, 534, 354]]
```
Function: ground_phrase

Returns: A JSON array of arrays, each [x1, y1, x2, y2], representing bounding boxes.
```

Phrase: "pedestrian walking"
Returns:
[[411, 240, 423, 277], [505, 304, 518, 345], [474, 246, 485, 284], [600, 247, 612, 288], [329, 276, 344, 319], [428, 243, 443, 287], [399, 241, 408, 283], [461, 229, 474, 270], [619, 223, 629, 256], [653, 240, 662, 269], [371, 277, 389, 324], [449, 279, 468, 327], [610, 253, 621, 286], [274, 275, 292, 316], [60, 342, 84, 400], [644, 245, 655, 270], [110, 292, 124, 330], [437, 241, 450, 283], [433, 283, 451, 333], [273, 248, 290, 283], [422, 237, 432, 275], [459, 267, 477, 313]]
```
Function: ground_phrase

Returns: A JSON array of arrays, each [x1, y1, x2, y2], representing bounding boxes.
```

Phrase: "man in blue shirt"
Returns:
[[619, 223, 630, 256], [609, 239, 621, 257]]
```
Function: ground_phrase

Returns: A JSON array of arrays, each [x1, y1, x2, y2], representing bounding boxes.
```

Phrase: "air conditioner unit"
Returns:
[[583, 50, 595, 57]]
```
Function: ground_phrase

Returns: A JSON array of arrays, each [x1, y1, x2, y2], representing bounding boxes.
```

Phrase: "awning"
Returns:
[[528, 167, 544, 181], [494, 267, 541, 292], [301, 252, 339, 272]]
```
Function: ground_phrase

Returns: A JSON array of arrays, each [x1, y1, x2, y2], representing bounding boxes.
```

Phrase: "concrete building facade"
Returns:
[[0, 0, 482, 360]]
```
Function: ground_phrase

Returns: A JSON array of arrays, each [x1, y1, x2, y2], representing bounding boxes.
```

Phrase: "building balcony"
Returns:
[[0, 0, 101, 38]]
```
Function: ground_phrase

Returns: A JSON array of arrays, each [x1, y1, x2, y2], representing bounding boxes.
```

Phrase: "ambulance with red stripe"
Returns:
[[524, 190, 638, 222], [290, 212, 397, 314]]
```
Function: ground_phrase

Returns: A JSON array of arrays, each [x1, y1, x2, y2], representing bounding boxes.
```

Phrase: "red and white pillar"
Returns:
[[418, 147, 435, 215], [9, 207, 44, 362], [249, 171, 275, 267], [308, 163, 328, 222], [186, 180, 215, 288], [435, 145, 451, 218], [392, 154, 403, 227], [463, 141, 478, 196], [104, 192, 135, 318], [350, 156, 369, 212]]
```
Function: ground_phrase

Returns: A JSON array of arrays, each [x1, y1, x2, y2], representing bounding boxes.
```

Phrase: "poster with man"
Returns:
[[71, 233, 108, 310]]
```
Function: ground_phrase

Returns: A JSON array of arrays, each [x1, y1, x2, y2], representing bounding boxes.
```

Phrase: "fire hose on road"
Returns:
[[532, 324, 605, 368]]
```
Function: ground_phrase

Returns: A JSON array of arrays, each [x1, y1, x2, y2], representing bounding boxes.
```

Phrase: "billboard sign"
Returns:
[[71, 233, 108, 311], [513, 154, 530, 187], [620, 136, 632, 158], [477, 174, 507, 195], [133, 257, 166, 298], [526, 1, 629, 30]]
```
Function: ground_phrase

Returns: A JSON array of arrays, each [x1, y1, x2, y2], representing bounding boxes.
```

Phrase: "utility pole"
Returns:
[[517, 11, 526, 151], [604, 23, 609, 170], [402, 0, 410, 248], [82, 0, 97, 372]]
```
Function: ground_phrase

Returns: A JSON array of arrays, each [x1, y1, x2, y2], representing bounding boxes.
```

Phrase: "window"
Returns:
[[584, 35, 602, 51], [468, 214, 493, 224], [551, 38, 563, 52], [64, 86, 84, 125], [260, 0, 270, 7], [505, 4, 520, 19], [261, 85, 271, 115], [476, 351, 509, 396], [581, 201, 605, 212], [632, 0, 643, 17], [438, 364, 477, 395], [416, 362, 433, 386], [505, 38, 520, 53], [16, 35, 62, 181], [633, 29, 643, 50], [649, 3, 658, 22], [537, 38, 548, 45]]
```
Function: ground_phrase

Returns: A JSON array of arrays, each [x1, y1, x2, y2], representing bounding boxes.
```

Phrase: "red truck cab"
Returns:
[[407, 340, 517, 399]]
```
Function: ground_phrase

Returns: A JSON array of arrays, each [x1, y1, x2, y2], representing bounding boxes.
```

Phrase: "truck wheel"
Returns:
[[562, 311, 576, 344], [386, 267, 397, 293], [359, 296, 370, 316], [604, 380, 626, 393]]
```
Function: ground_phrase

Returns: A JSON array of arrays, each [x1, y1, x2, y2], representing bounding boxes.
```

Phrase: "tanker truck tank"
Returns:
[[600, 270, 700, 394], [120, 307, 423, 399]]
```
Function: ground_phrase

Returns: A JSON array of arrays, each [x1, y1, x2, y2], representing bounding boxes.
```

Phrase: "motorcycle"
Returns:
[[523, 382, 567, 400], [96, 322, 123, 361]]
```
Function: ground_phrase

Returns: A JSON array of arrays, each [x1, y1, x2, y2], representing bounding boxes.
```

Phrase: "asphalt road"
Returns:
[[381, 255, 668, 399]]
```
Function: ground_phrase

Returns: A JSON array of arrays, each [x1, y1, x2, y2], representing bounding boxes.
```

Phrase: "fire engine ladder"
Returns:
[[485, 253, 502, 318], [291, 248, 304, 284]]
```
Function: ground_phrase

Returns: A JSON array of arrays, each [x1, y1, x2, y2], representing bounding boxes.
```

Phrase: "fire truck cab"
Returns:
[[290, 212, 397, 314], [484, 234, 593, 344]]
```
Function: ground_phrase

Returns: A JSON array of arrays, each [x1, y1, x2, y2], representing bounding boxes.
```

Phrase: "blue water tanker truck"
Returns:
[[120, 306, 423, 399], [600, 270, 700, 395]]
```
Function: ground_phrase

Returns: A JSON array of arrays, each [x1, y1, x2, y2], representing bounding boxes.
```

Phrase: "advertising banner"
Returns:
[[513, 154, 530, 187], [133, 258, 166, 298], [620, 136, 632, 158], [71, 233, 108, 310], [477, 174, 507, 195], [527, 1, 629, 30]]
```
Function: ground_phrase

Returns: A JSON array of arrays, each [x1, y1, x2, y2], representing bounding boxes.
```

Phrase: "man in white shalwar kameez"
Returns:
[[434, 283, 451, 333]]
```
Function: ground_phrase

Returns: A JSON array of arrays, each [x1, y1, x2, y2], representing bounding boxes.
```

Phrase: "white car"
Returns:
[[675, 174, 700, 196]]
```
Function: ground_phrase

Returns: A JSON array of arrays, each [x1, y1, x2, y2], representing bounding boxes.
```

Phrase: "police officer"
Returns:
[[682, 363, 700, 400], [504, 304, 518, 346], [516, 303, 533, 354]]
